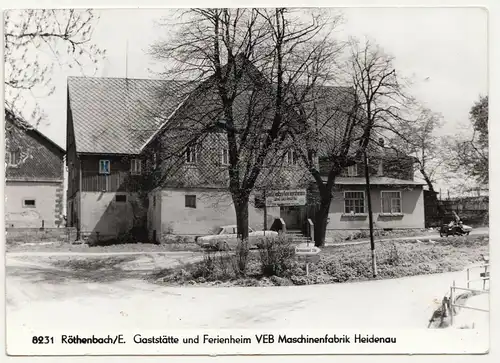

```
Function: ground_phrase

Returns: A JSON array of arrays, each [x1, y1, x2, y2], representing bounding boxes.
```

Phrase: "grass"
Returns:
[[153, 235, 489, 287]]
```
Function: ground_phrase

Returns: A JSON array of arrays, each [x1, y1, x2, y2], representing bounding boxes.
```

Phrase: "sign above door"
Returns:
[[265, 189, 307, 207]]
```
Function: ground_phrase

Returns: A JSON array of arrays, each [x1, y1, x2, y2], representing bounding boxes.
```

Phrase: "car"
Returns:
[[195, 225, 279, 251]]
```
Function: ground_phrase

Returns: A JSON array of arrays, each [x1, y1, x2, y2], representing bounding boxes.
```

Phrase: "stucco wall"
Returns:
[[160, 188, 280, 236], [5, 181, 63, 228], [327, 186, 425, 230], [80, 192, 141, 237], [147, 190, 163, 241]]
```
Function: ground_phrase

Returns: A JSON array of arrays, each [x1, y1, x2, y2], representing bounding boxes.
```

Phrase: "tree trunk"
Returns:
[[233, 195, 250, 241], [314, 196, 332, 247]]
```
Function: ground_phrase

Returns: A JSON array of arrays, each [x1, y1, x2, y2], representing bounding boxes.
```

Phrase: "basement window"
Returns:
[[23, 199, 36, 208], [115, 194, 127, 203], [185, 195, 197, 208]]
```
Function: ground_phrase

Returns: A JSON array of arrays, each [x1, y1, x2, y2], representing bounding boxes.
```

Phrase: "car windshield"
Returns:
[[215, 227, 224, 235]]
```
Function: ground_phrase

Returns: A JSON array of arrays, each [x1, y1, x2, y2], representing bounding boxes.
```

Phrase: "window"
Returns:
[[99, 159, 110, 174], [130, 159, 142, 175], [284, 150, 297, 165], [186, 146, 197, 164], [344, 191, 365, 214], [153, 152, 158, 168], [312, 152, 319, 168], [115, 194, 127, 203], [381, 191, 402, 214], [23, 199, 36, 208], [185, 195, 196, 208], [347, 164, 358, 177], [221, 148, 229, 165], [6, 150, 20, 167]]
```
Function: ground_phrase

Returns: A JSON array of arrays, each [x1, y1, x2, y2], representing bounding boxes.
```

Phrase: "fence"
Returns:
[[449, 259, 490, 327], [5, 227, 78, 244]]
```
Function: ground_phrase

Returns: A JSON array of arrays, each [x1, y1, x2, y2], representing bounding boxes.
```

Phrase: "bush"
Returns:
[[258, 235, 295, 277], [234, 239, 250, 276]]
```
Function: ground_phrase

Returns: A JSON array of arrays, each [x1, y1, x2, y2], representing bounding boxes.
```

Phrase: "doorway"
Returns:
[[280, 206, 304, 230]]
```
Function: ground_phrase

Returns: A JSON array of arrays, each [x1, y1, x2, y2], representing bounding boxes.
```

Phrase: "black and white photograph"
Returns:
[[2, 3, 491, 356]]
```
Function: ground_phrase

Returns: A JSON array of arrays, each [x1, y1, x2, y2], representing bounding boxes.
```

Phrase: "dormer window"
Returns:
[[6, 150, 20, 167], [284, 150, 297, 165], [345, 164, 357, 177], [186, 146, 198, 164]]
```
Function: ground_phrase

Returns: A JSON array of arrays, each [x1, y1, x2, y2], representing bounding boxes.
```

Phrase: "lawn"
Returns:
[[152, 235, 489, 287]]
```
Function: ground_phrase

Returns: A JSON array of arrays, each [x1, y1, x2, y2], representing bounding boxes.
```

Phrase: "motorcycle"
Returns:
[[439, 222, 472, 237]]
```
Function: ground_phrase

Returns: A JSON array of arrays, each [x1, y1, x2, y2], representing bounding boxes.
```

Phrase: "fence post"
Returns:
[[450, 281, 455, 327], [467, 268, 470, 289], [483, 265, 488, 290], [307, 219, 314, 247]]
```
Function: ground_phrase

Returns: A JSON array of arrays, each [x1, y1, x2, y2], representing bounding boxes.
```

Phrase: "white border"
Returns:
[[1, 1, 498, 362]]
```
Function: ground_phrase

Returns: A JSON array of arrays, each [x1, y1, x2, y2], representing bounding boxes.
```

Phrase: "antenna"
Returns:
[[125, 39, 129, 80]]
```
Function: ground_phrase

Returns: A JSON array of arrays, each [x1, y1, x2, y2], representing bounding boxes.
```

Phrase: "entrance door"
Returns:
[[280, 206, 303, 230]]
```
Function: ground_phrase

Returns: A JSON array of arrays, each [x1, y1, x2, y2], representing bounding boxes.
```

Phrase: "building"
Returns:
[[66, 63, 425, 242], [4, 110, 65, 228]]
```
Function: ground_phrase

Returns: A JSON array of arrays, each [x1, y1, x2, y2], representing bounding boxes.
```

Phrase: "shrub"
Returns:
[[258, 235, 295, 277], [386, 243, 400, 266], [233, 239, 250, 276]]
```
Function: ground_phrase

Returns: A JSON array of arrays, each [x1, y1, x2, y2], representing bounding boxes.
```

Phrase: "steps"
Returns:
[[287, 229, 313, 245]]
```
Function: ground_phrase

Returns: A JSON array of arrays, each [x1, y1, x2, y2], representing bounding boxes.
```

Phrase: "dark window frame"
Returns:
[[23, 198, 36, 208], [185, 195, 197, 208], [115, 194, 127, 203]]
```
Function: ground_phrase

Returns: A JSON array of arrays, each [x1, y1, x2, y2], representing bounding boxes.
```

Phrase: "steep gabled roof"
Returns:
[[67, 77, 192, 155], [5, 109, 65, 155]]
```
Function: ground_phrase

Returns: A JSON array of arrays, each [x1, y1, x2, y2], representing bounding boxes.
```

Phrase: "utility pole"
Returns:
[[364, 151, 377, 278]]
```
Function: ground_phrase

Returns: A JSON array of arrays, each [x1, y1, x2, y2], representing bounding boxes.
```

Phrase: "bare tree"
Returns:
[[388, 107, 446, 215], [447, 95, 488, 187], [148, 8, 343, 249], [4, 9, 104, 126], [290, 38, 415, 246]]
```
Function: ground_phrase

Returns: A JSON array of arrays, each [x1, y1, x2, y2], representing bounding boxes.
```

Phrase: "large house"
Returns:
[[4, 110, 65, 228], [66, 62, 425, 242]]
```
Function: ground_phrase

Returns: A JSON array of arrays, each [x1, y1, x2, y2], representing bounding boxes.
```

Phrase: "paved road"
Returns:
[[5, 252, 487, 332]]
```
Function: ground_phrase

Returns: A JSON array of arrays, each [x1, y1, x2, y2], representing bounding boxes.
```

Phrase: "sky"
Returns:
[[6, 7, 488, 192]]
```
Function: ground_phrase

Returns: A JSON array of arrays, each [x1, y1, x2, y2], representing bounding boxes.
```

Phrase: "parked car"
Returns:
[[195, 225, 279, 251]]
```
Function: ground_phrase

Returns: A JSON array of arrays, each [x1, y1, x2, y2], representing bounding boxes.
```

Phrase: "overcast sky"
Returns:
[[30, 7, 487, 150]]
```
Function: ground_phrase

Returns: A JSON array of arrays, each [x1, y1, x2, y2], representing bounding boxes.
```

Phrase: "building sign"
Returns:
[[265, 189, 307, 207]]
